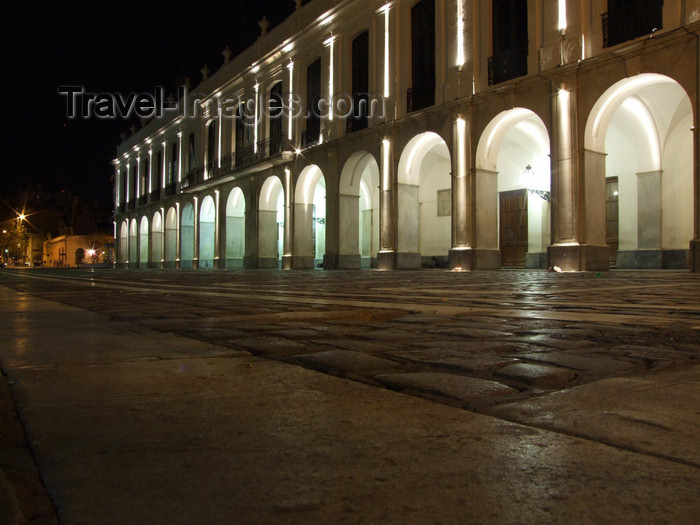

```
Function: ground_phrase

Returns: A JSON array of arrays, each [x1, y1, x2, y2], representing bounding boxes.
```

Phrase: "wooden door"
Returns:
[[500, 189, 528, 267], [606, 177, 619, 268]]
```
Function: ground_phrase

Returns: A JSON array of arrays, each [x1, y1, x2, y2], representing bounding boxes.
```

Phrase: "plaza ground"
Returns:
[[0, 268, 699, 523]]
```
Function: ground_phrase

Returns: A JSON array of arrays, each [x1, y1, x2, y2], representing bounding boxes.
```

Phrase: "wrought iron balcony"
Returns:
[[406, 84, 435, 113], [301, 130, 320, 149], [150, 189, 161, 201], [138, 195, 148, 206], [488, 47, 528, 86], [164, 183, 176, 196], [127, 200, 135, 210], [602, 0, 663, 48]]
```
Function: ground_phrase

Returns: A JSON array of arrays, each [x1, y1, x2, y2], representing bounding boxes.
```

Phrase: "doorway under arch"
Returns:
[[397, 132, 452, 268], [199, 196, 216, 269], [165, 207, 177, 268], [585, 73, 693, 268], [294, 165, 326, 269], [475, 108, 551, 268], [139, 216, 149, 268], [118, 221, 128, 266], [339, 152, 380, 268], [151, 211, 163, 267], [181, 203, 195, 269], [225, 188, 246, 268], [129, 219, 138, 267], [258, 176, 285, 268]]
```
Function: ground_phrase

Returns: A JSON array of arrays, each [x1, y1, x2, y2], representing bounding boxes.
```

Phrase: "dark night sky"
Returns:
[[2, 1, 301, 206]]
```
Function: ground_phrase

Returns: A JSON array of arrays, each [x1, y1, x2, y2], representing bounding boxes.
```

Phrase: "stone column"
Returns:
[[377, 139, 397, 269], [449, 117, 474, 270], [395, 182, 421, 269], [175, 202, 182, 269], [160, 208, 166, 269], [192, 197, 200, 269], [691, 123, 700, 272], [214, 190, 222, 269], [292, 203, 314, 269], [282, 169, 294, 270], [548, 86, 608, 271], [635, 170, 663, 268], [337, 193, 362, 269], [473, 168, 500, 268]]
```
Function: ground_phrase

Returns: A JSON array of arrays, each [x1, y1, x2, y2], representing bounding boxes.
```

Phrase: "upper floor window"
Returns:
[[207, 120, 217, 166], [156, 151, 163, 188], [603, 0, 663, 48], [305, 58, 322, 146], [408, 0, 435, 112], [168, 142, 178, 185], [188, 132, 196, 172], [269, 82, 284, 153], [349, 30, 370, 132], [489, 0, 528, 85]]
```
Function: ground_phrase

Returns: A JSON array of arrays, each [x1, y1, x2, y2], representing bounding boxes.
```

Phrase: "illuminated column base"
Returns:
[[448, 247, 472, 271], [323, 254, 361, 270], [690, 240, 700, 272], [376, 251, 421, 270], [192, 258, 199, 270], [547, 244, 610, 272], [213, 257, 221, 270], [281, 254, 294, 270]]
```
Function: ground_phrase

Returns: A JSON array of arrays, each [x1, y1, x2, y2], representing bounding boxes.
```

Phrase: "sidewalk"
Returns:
[[0, 285, 699, 524]]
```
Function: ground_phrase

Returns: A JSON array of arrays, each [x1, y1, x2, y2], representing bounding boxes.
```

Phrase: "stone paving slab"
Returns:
[[517, 351, 642, 374], [494, 363, 577, 388], [294, 350, 403, 375], [375, 372, 519, 405], [484, 364, 700, 467]]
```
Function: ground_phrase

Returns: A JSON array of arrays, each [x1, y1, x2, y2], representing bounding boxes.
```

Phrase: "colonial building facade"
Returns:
[[114, 0, 700, 272]]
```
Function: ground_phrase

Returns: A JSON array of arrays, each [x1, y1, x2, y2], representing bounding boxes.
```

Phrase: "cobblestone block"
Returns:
[[295, 350, 403, 374], [228, 337, 310, 356], [517, 352, 641, 374], [375, 373, 518, 403], [494, 363, 576, 388]]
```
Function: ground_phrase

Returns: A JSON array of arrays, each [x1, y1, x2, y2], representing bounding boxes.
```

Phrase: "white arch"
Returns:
[[226, 187, 246, 216], [225, 187, 246, 267], [259, 176, 284, 211], [295, 165, 324, 204], [476, 108, 548, 172], [165, 207, 177, 266], [586, 74, 681, 153], [398, 132, 449, 186], [200, 195, 216, 222], [585, 74, 694, 264], [396, 132, 452, 261], [151, 211, 163, 265], [340, 152, 380, 196]]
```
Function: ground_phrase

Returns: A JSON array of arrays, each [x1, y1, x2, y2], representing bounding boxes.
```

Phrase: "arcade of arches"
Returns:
[[117, 74, 699, 272]]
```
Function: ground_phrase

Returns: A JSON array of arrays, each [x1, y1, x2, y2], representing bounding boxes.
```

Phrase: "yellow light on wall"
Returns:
[[384, 5, 390, 99], [558, 0, 567, 34], [382, 139, 391, 189], [456, 118, 466, 178], [287, 61, 294, 140], [254, 82, 260, 153], [324, 36, 336, 122], [456, 0, 465, 67]]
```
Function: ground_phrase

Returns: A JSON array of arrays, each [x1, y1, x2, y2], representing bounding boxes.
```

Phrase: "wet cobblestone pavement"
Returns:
[[2, 268, 699, 412]]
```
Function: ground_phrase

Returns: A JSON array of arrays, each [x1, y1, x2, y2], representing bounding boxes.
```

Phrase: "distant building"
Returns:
[[43, 234, 114, 268], [114, 0, 700, 272]]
